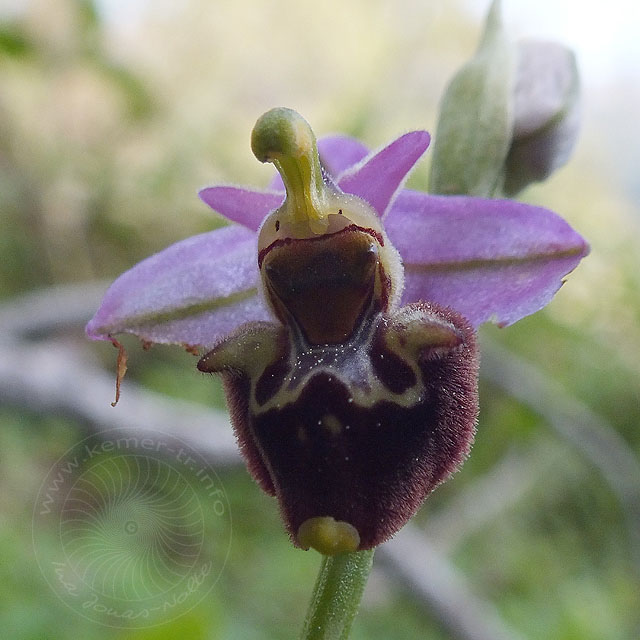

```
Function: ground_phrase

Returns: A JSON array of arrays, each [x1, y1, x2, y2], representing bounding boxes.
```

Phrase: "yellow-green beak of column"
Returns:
[[252, 107, 329, 236], [252, 107, 405, 341], [252, 107, 390, 246]]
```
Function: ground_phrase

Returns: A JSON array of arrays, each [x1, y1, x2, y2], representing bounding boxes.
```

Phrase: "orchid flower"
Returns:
[[87, 108, 588, 555]]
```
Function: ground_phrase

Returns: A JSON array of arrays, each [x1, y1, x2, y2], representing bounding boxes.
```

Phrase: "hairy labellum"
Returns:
[[199, 298, 477, 551], [198, 109, 479, 553]]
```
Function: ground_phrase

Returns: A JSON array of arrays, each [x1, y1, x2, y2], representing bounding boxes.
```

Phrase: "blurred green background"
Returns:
[[1, 0, 639, 638]]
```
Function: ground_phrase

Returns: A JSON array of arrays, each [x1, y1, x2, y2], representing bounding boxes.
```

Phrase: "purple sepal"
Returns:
[[338, 131, 430, 217], [198, 186, 283, 232], [319, 135, 370, 179], [86, 225, 271, 348], [386, 190, 589, 327], [268, 135, 370, 191]]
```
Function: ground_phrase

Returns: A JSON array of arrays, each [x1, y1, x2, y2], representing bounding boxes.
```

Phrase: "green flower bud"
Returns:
[[428, 0, 514, 197]]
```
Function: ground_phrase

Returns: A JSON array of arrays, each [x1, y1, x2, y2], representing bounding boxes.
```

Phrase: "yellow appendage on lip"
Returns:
[[297, 516, 361, 555]]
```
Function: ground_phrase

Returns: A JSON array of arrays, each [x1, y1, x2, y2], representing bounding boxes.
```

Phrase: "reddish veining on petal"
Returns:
[[257, 225, 384, 268]]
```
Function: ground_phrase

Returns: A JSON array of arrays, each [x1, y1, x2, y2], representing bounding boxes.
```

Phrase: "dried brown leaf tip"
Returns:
[[184, 344, 200, 356], [110, 337, 128, 407]]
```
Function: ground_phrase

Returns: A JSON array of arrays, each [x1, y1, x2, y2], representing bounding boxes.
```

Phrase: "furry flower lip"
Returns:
[[87, 107, 588, 554]]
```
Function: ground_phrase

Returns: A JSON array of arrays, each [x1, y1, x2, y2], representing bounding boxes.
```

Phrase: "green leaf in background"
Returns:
[[0, 24, 33, 58]]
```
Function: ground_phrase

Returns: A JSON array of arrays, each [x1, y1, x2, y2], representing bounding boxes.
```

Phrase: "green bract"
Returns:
[[429, 0, 514, 197], [429, 0, 581, 199]]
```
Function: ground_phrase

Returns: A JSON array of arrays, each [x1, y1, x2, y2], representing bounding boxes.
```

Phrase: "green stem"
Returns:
[[300, 549, 375, 640]]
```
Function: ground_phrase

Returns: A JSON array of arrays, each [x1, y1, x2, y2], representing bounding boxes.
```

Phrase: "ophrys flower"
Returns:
[[87, 108, 587, 554]]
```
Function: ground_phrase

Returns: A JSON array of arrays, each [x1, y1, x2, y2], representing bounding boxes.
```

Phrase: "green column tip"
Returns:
[[251, 107, 315, 164], [251, 107, 326, 229]]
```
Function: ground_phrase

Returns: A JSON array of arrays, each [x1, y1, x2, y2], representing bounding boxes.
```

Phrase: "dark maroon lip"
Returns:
[[258, 224, 384, 268]]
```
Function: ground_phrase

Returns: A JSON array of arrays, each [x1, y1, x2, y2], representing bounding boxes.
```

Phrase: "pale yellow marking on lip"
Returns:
[[249, 312, 428, 417]]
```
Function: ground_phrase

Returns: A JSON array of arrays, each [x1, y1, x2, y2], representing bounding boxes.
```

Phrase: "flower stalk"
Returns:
[[300, 549, 375, 640]]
